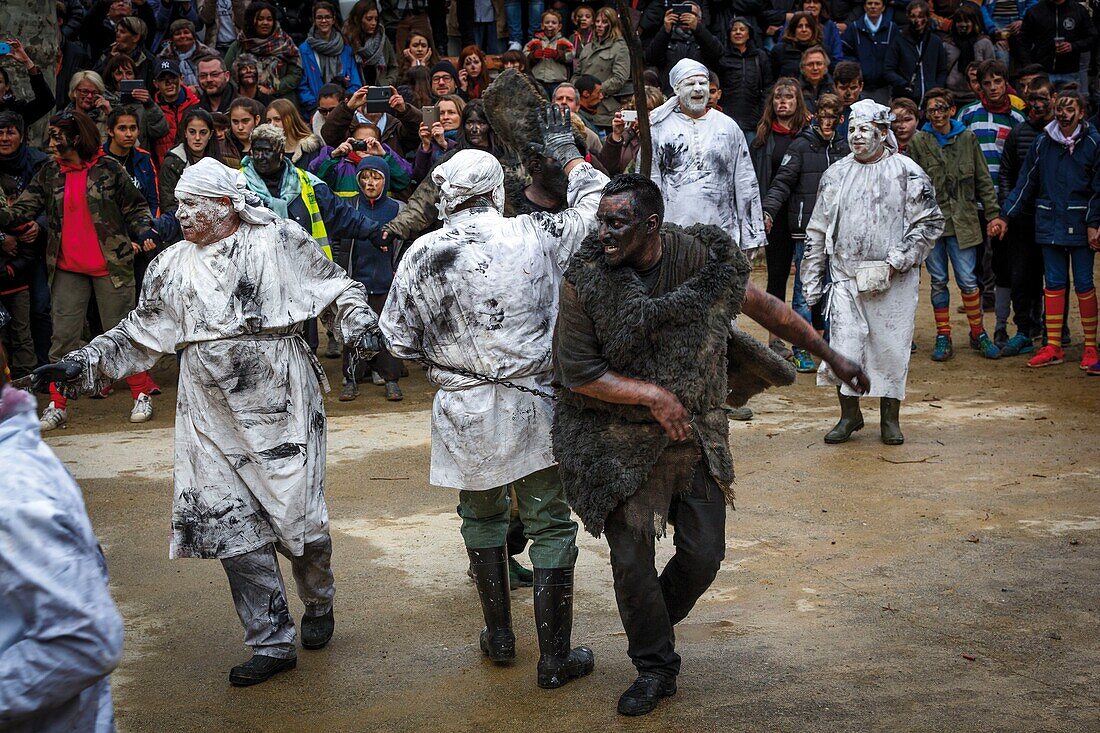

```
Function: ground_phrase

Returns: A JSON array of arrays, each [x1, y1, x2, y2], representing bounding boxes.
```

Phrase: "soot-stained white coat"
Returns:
[[801, 149, 945, 399], [64, 218, 380, 559], [379, 162, 609, 491], [644, 107, 767, 252]]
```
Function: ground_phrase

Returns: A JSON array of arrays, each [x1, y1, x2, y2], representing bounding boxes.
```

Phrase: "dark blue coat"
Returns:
[[884, 26, 948, 104], [840, 15, 898, 88], [1002, 123, 1100, 247], [346, 156, 401, 294], [102, 143, 159, 216]]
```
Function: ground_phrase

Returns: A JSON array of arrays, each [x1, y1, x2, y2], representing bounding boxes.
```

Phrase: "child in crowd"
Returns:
[[525, 10, 574, 98], [571, 5, 596, 52]]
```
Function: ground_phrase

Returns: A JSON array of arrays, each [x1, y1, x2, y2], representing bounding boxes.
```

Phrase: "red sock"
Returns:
[[933, 307, 951, 336], [49, 382, 68, 410], [960, 289, 985, 338], [1079, 289, 1098, 350], [126, 372, 152, 400], [1044, 288, 1066, 348]]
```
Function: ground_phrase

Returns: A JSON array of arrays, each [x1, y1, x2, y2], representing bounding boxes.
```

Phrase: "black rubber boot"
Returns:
[[533, 567, 595, 689], [467, 547, 515, 663], [824, 387, 864, 444], [300, 608, 334, 649], [228, 654, 297, 686], [880, 397, 904, 445]]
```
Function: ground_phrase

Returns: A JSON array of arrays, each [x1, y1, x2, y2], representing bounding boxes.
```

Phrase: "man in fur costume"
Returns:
[[552, 174, 869, 717], [379, 107, 608, 690]]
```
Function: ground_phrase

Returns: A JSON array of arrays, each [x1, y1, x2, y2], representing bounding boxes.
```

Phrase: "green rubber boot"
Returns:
[[880, 397, 904, 445], [824, 387, 864, 444]]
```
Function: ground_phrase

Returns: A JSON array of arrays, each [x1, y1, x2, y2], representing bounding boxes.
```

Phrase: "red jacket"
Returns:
[[153, 85, 200, 169]]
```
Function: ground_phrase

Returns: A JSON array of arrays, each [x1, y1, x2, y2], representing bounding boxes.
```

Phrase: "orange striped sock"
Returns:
[[960, 289, 985, 338], [1044, 288, 1066, 348], [1079, 288, 1098, 350], [933, 307, 951, 336]]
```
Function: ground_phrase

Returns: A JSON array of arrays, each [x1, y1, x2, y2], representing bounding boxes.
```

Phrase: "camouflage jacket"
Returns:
[[0, 155, 151, 288]]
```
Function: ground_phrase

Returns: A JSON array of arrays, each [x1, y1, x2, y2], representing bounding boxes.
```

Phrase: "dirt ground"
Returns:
[[43, 269, 1099, 733]]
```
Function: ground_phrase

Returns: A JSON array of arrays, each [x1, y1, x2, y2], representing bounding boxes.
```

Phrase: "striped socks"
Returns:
[[1044, 288, 1067, 349], [961, 289, 985, 338]]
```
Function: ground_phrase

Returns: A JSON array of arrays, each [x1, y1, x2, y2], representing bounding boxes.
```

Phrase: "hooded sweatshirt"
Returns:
[[58, 152, 109, 277], [348, 155, 402, 293]]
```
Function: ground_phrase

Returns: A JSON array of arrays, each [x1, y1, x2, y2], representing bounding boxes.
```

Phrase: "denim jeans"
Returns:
[[1042, 244, 1095, 292], [925, 235, 979, 309], [504, 0, 542, 45], [792, 239, 812, 324]]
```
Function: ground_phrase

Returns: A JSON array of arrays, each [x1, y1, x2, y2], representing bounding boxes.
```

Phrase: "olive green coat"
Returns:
[[572, 36, 630, 127], [907, 127, 999, 248]]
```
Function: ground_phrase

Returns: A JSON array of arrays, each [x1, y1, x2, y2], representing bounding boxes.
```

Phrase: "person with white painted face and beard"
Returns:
[[379, 106, 608, 691], [643, 58, 767, 256], [29, 159, 384, 687], [801, 100, 945, 445]]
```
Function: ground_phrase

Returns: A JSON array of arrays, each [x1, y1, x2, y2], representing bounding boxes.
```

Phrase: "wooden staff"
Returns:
[[615, 0, 652, 177]]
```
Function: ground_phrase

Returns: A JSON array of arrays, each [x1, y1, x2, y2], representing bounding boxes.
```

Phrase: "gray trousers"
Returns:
[[220, 535, 335, 659], [49, 270, 135, 360], [0, 290, 35, 378]]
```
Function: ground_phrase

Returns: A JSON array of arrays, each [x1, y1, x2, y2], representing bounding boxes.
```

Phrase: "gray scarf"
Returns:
[[356, 30, 386, 69], [307, 27, 345, 84]]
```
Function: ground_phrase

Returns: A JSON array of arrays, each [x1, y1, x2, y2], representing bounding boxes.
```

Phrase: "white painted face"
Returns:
[[848, 120, 886, 162], [675, 74, 710, 115], [176, 192, 234, 245]]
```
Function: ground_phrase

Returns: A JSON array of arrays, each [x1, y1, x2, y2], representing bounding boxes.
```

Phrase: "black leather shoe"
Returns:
[[617, 674, 677, 716], [301, 609, 334, 650], [229, 654, 297, 686]]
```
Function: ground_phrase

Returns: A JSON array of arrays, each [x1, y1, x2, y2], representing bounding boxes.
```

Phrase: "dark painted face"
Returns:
[[464, 110, 489, 149], [250, 139, 284, 177], [595, 192, 658, 268], [531, 153, 567, 193]]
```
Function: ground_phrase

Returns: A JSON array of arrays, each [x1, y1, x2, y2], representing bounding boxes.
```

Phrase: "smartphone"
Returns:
[[670, 3, 693, 15], [119, 79, 145, 94], [0, 42, 10, 56], [621, 109, 638, 123], [365, 85, 390, 114], [422, 105, 438, 127]]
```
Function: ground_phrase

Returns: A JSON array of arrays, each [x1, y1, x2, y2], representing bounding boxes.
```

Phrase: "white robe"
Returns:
[[70, 219, 379, 559], [644, 107, 767, 251], [802, 151, 945, 399], [380, 162, 608, 491]]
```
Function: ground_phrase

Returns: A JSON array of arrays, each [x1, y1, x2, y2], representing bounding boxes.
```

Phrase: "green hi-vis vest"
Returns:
[[294, 166, 332, 260]]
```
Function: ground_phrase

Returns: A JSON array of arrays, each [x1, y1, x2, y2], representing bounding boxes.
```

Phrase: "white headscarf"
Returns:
[[432, 149, 505, 221], [175, 158, 278, 225], [668, 58, 709, 90], [847, 99, 899, 153]]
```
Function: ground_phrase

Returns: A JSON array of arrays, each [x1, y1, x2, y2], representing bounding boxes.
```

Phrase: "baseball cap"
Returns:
[[155, 58, 182, 79]]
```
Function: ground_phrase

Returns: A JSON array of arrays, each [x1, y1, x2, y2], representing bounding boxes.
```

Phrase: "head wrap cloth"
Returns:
[[175, 158, 278, 225], [431, 149, 505, 221], [650, 58, 711, 126], [846, 99, 899, 153]]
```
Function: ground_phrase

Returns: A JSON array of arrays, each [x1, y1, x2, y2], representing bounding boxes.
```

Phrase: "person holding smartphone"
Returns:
[[411, 94, 464, 183]]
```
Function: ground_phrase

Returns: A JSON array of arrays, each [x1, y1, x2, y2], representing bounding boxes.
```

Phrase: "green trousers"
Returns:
[[458, 465, 579, 569]]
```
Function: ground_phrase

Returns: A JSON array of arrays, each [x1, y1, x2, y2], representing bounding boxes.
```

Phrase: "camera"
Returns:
[[350, 139, 370, 152], [0, 42, 11, 56]]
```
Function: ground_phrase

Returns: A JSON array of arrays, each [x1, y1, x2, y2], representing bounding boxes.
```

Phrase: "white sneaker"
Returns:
[[40, 401, 67, 431], [130, 393, 153, 423], [371, 370, 385, 386], [508, 41, 522, 51]]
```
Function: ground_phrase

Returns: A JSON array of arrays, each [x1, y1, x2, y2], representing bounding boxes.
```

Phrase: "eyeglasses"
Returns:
[[74, 88, 99, 97], [318, 106, 337, 116], [926, 104, 950, 113]]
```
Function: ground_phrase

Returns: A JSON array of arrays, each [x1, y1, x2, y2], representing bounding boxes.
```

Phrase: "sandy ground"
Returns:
[[41, 271, 1099, 733]]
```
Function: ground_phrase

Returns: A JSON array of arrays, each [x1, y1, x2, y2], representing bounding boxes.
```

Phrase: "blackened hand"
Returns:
[[539, 104, 581, 167], [829, 355, 871, 394], [31, 360, 85, 394], [647, 385, 692, 442]]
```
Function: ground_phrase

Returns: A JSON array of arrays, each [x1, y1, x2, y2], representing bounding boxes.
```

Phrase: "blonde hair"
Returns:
[[595, 7, 623, 41], [266, 98, 312, 148], [68, 70, 106, 102]]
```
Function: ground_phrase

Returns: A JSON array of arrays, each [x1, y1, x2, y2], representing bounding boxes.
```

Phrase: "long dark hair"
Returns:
[[345, 0, 382, 50], [243, 1, 277, 37], [949, 3, 986, 71], [782, 12, 823, 48], [456, 99, 495, 151], [755, 77, 810, 144], [49, 109, 102, 161], [177, 107, 223, 163]]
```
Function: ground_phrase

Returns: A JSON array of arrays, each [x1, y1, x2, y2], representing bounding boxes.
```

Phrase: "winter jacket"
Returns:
[[157, 40, 218, 87], [750, 125, 802, 195], [79, 0, 158, 61], [526, 33, 575, 85], [153, 84, 201, 168], [801, 74, 835, 112], [943, 36, 996, 106], [644, 23, 725, 91], [771, 39, 816, 78], [998, 116, 1046, 208], [885, 27, 948, 104], [762, 124, 850, 237], [319, 105, 407, 158], [572, 36, 631, 127], [198, 0, 250, 47], [0, 69, 56, 129], [979, 0, 1039, 31], [0, 145, 50, 195], [102, 142, 159, 216], [717, 39, 773, 135], [290, 133, 325, 172], [353, 35, 399, 87], [1019, 0, 1098, 75], [840, 15, 898, 88], [158, 144, 190, 212], [0, 155, 152, 288], [775, 19, 845, 65], [310, 144, 411, 197], [345, 156, 403, 293], [907, 120, 1000, 247], [297, 39, 364, 114], [1002, 122, 1100, 248]]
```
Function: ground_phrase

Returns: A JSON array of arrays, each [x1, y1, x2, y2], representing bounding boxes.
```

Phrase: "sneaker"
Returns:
[[1080, 346, 1099, 371], [1000, 333, 1035, 357], [722, 405, 753, 421], [507, 40, 522, 51], [973, 332, 1001, 359], [371, 370, 385, 386], [40, 402, 67, 431], [1027, 344, 1064, 368], [993, 328, 1008, 349], [617, 674, 677, 716], [769, 338, 793, 360], [791, 347, 817, 373], [130, 393, 153, 423], [384, 381, 403, 401], [339, 381, 358, 401], [930, 334, 953, 362], [1086, 360, 1100, 376]]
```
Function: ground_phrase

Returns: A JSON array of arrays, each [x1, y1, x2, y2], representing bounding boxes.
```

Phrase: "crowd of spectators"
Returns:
[[1, 0, 1099, 432]]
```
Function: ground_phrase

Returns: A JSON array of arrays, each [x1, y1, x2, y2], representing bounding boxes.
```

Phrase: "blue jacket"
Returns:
[[980, 0, 1040, 32], [346, 156, 402, 294], [1002, 123, 1100, 247], [297, 41, 363, 113], [102, 143, 159, 216], [884, 26, 948, 104], [840, 15, 897, 88]]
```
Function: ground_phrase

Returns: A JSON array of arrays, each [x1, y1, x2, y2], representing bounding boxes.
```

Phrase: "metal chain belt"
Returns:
[[411, 353, 559, 402]]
